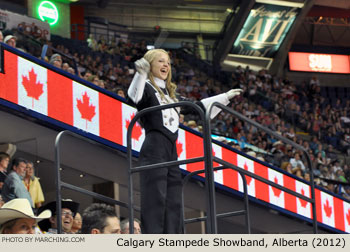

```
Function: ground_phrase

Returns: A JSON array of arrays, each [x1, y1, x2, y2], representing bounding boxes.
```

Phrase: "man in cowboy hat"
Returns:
[[0, 198, 51, 234], [37, 199, 79, 234]]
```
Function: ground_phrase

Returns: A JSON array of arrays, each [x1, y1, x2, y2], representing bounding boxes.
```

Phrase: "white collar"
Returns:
[[153, 77, 166, 89]]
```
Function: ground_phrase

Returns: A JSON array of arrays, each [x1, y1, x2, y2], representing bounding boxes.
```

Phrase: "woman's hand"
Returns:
[[226, 89, 243, 99], [135, 58, 150, 75]]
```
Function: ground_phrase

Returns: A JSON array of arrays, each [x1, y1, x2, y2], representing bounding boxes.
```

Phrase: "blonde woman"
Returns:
[[23, 161, 44, 208], [127, 49, 242, 233]]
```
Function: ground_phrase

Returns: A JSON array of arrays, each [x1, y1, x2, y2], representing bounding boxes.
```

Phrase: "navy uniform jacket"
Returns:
[[127, 72, 230, 143]]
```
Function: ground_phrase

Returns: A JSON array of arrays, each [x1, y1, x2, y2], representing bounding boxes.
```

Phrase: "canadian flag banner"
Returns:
[[121, 103, 145, 152], [237, 154, 255, 197], [295, 180, 312, 218], [18, 57, 48, 115], [72, 81, 100, 136], [343, 201, 350, 233], [1, 49, 350, 233], [316, 189, 335, 228], [222, 149, 239, 191], [185, 132, 204, 173], [177, 129, 187, 170], [0, 50, 18, 103], [98, 92, 123, 145], [268, 169, 285, 208]]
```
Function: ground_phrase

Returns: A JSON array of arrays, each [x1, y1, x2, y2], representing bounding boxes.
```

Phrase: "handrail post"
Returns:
[[203, 106, 217, 233], [54, 131, 67, 234]]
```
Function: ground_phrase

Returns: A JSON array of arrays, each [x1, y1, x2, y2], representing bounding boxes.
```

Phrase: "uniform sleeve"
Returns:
[[127, 72, 148, 104], [200, 93, 230, 119]]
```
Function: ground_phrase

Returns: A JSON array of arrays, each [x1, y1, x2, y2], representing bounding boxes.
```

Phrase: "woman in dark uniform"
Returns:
[[127, 49, 242, 233]]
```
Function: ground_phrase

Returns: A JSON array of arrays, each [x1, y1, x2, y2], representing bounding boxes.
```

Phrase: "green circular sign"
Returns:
[[38, 1, 59, 26]]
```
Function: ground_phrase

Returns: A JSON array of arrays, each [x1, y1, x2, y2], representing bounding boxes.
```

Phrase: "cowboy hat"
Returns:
[[37, 199, 79, 231], [0, 198, 51, 226]]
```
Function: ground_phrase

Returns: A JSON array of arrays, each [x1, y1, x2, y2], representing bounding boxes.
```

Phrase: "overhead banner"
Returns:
[[289, 52, 350, 74], [231, 3, 299, 58], [0, 9, 50, 40]]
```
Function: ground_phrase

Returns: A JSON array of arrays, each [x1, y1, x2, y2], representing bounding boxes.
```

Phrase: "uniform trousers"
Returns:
[[139, 130, 183, 234]]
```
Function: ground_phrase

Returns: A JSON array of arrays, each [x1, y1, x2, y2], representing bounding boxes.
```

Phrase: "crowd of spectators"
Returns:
[[1, 28, 350, 214]]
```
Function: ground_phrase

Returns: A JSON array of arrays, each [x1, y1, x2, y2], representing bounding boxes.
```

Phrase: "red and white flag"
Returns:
[[73, 81, 99, 136], [18, 57, 48, 115], [343, 201, 350, 233], [237, 154, 255, 197], [177, 129, 187, 170], [268, 169, 285, 208], [295, 180, 311, 218], [121, 103, 145, 152], [319, 190, 335, 228]]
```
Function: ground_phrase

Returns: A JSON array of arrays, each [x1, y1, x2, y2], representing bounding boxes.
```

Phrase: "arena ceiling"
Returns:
[[72, 0, 349, 10]]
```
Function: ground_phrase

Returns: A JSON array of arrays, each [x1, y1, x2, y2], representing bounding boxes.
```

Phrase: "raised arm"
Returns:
[[127, 58, 150, 104], [200, 89, 243, 119]]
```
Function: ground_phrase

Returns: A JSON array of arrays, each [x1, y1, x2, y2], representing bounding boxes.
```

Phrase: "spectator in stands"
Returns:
[[37, 199, 79, 234], [4, 35, 16, 48], [120, 218, 141, 234], [87, 34, 97, 51], [127, 48, 242, 233], [81, 203, 120, 234], [49, 53, 62, 69], [23, 161, 44, 208], [71, 212, 82, 234], [62, 62, 69, 72], [0, 152, 10, 193], [0, 199, 51, 234], [289, 153, 306, 173], [1, 158, 33, 207], [87, 75, 100, 86], [341, 186, 350, 200]]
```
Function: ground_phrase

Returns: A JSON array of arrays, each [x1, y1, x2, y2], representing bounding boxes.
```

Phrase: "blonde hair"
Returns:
[[143, 49, 177, 101]]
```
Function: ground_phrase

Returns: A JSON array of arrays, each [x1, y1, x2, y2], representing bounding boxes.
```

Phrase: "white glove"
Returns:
[[226, 89, 243, 99], [134, 58, 150, 75]]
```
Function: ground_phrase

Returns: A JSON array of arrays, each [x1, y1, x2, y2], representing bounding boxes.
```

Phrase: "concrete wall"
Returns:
[[85, 5, 226, 34]]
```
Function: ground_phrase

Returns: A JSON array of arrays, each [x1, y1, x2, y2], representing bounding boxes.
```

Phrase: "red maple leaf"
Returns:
[[271, 177, 282, 197], [176, 140, 183, 157], [299, 188, 308, 208], [125, 113, 143, 141], [22, 68, 44, 108], [323, 199, 332, 218], [346, 210, 350, 225], [243, 162, 252, 185], [76, 92, 96, 129]]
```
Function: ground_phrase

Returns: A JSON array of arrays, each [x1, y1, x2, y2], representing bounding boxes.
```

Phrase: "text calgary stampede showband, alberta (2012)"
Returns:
[[115, 237, 346, 249], [0, 236, 347, 249]]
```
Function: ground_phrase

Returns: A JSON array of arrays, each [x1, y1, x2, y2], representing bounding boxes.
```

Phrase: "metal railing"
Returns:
[[127, 100, 318, 234], [127, 101, 221, 234], [126, 101, 253, 234], [54, 130, 132, 234], [182, 165, 251, 234], [206, 102, 318, 234]]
